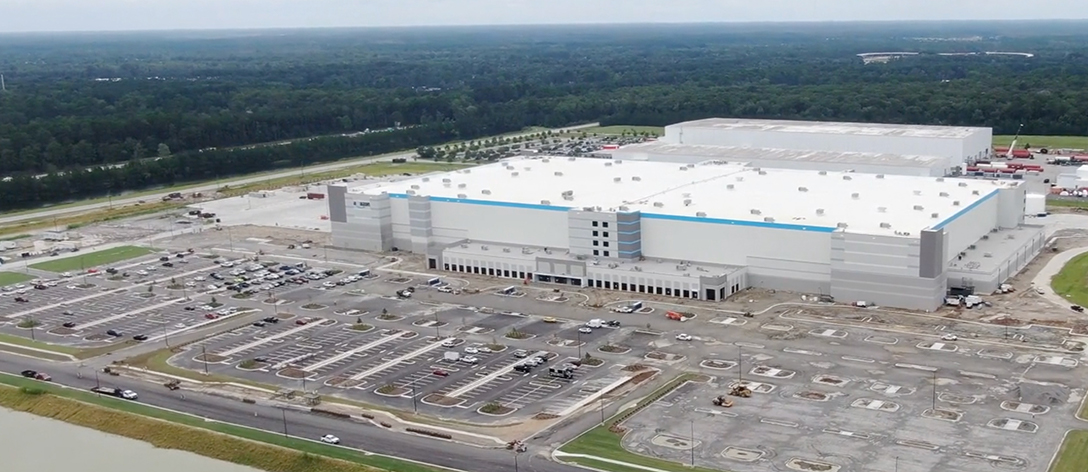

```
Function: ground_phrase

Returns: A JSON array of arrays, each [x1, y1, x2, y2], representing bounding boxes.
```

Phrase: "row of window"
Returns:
[[591, 230, 610, 238], [591, 221, 610, 228], [586, 279, 700, 299], [592, 240, 609, 247], [592, 250, 610, 257], [444, 263, 531, 280]]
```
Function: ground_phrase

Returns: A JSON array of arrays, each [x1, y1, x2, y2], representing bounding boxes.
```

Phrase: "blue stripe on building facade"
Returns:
[[930, 189, 999, 231]]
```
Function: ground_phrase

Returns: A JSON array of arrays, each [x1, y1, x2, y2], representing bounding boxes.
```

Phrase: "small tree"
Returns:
[[157, 143, 171, 157], [147, 285, 154, 293], [382, 308, 388, 315], [211, 296, 217, 305], [170, 277, 176, 285], [356, 316, 363, 324]]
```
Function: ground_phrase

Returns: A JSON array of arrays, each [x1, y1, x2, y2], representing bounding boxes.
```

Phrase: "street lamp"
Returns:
[[434, 313, 441, 339], [737, 346, 743, 383], [201, 344, 210, 375], [281, 408, 289, 439], [689, 419, 695, 466], [576, 329, 582, 359]]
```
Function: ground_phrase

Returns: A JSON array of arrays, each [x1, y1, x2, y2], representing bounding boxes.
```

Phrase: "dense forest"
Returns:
[[2, 21, 1088, 210]]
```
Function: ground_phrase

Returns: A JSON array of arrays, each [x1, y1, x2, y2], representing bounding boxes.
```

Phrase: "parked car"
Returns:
[[675, 333, 693, 341], [543, 317, 558, 323], [578, 327, 592, 334], [319, 434, 341, 444], [513, 350, 529, 358], [252, 321, 266, 327], [21, 370, 51, 381], [464, 346, 479, 354], [133, 334, 149, 341], [262, 317, 280, 323], [432, 369, 449, 377], [106, 329, 123, 337], [62, 321, 77, 328], [940, 334, 958, 341]]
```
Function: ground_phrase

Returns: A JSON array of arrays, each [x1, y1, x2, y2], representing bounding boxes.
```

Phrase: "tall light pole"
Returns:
[[281, 409, 289, 439], [576, 329, 582, 359], [737, 346, 743, 383], [201, 344, 210, 375], [28, 316, 35, 341], [932, 371, 938, 411], [689, 419, 695, 466], [434, 312, 441, 339], [411, 383, 418, 413]]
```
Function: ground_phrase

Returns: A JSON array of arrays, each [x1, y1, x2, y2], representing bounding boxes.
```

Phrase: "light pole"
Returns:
[[411, 383, 418, 413], [576, 329, 582, 359], [281, 409, 289, 439], [28, 316, 35, 341], [932, 371, 937, 411], [514, 451, 519, 472], [434, 313, 441, 339], [895, 456, 899, 472], [94, 371, 101, 389], [227, 227, 234, 253], [201, 344, 210, 375], [737, 346, 743, 383], [599, 396, 606, 424], [689, 419, 695, 466], [163, 319, 171, 348]]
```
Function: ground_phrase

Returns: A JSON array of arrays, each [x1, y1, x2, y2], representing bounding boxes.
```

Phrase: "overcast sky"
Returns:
[[1, 0, 1086, 33]]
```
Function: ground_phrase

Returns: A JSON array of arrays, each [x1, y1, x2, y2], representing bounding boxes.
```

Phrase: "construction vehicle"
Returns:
[[728, 385, 753, 397], [164, 380, 181, 390], [712, 396, 734, 407]]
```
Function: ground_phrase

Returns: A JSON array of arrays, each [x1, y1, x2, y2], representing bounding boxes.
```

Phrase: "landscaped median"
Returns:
[[0, 373, 444, 472], [0, 332, 134, 361], [556, 373, 722, 472], [30, 245, 153, 272]]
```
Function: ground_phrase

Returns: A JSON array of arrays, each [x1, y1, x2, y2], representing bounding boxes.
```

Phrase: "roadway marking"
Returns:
[[783, 347, 822, 356], [809, 328, 848, 338], [349, 339, 450, 382], [709, 317, 747, 326], [1033, 355, 1078, 367], [302, 332, 407, 372], [272, 352, 319, 371], [978, 350, 1013, 360], [895, 363, 937, 372], [760, 323, 792, 331], [734, 342, 764, 349], [959, 371, 996, 380], [759, 418, 798, 428], [74, 297, 185, 331], [446, 351, 548, 398], [219, 322, 324, 356], [842, 356, 875, 363], [822, 429, 870, 439], [863, 335, 898, 345]]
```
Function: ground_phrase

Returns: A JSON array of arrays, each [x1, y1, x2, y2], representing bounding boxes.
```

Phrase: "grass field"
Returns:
[[0, 271, 33, 286], [578, 125, 665, 136], [1050, 252, 1088, 307], [1047, 199, 1088, 209], [30, 246, 153, 272], [0, 200, 184, 238], [993, 135, 1088, 150], [1051, 431, 1088, 472], [0, 375, 441, 472]]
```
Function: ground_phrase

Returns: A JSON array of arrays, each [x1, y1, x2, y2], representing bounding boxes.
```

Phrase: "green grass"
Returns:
[[0, 374, 444, 472], [0, 331, 136, 360], [1052, 431, 1088, 472], [993, 135, 1088, 150], [1050, 252, 1088, 307], [0, 271, 33, 286], [0, 343, 72, 361], [30, 245, 153, 272], [1047, 199, 1088, 209], [578, 125, 664, 136], [0, 332, 80, 355]]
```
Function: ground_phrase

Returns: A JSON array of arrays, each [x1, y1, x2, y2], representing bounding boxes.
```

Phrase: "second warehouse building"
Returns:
[[329, 156, 1044, 311]]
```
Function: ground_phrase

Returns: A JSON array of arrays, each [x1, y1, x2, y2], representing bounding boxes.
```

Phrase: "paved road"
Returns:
[[0, 354, 590, 472], [0, 123, 600, 227]]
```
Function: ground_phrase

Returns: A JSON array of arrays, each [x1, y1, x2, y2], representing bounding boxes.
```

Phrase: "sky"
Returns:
[[0, 0, 1086, 33]]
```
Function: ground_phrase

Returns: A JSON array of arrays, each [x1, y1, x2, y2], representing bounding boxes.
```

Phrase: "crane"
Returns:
[[1005, 123, 1024, 159]]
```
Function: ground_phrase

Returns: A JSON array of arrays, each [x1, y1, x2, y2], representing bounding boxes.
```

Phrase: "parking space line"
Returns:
[[348, 339, 448, 381], [447, 351, 548, 398], [303, 332, 408, 372], [74, 297, 184, 331], [219, 321, 324, 356]]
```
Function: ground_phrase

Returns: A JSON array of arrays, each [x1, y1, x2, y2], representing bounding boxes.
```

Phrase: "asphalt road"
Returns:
[[0, 123, 599, 227], [0, 355, 584, 472]]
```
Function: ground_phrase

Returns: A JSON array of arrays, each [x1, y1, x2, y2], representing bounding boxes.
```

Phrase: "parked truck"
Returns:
[[91, 386, 138, 400]]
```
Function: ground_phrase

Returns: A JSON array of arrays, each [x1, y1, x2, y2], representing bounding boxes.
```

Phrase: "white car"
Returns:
[[941, 334, 958, 341], [145, 266, 157, 271], [437, 286, 453, 293], [174, 323, 186, 329], [441, 339, 457, 348], [676, 333, 693, 341], [320, 434, 341, 444], [194, 276, 206, 281], [461, 356, 479, 364], [136, 270, 149, 276], [578, 327, 592, 334], [464, 346, 479, 354], [206, 284, 219, 290], [60, 272, 73, 278], [478, 346, 493, 354], [323, 282, 336, 288]]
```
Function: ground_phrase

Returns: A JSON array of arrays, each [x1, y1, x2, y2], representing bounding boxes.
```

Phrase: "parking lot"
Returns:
[[613, 302, 1086, 472]]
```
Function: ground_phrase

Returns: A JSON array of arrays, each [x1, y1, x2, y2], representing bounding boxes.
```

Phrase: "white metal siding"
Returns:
[[429, 201, 570, 248], [639, 218, 831, 265], [940, 196, 998, 263]]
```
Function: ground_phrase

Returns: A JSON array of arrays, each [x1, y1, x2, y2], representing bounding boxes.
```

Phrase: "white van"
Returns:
[[443, 351, 460, 362], [585, 319, 604, 329]]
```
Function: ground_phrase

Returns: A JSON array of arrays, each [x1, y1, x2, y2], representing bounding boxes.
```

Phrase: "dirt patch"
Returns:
[[479, 403, 515, 415], [599, 344, 630, 353], [816, 376, 844, 385], [423, 394, 464, 407], [277, 368, 308, 379], [195, 353, 228, 363], [325, 377, 362, 388], [84, 334, 112, 341], [629, 371, 656, 384], [532, 413, 560, 420], [797, 391, 829, 401], [623, 364, 650, 372], [700, 360, 734, 369], [646, 352, 667, 360], [580, 357, 605, 367], [48, 327, 77, 335], [376, 385, 409, 396], [275, 312, 295, 320], [301, 303, 327, 310]]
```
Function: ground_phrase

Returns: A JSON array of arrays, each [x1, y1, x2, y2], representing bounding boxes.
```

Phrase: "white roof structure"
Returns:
[[356, 157, 1019, 236], [669, 117, 985, 139], [612, 141, 948, 168]]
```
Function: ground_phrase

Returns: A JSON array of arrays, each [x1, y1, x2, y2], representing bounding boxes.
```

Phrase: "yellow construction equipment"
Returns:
[[712, 395, 734, 407], [729, 385, 752, 397]]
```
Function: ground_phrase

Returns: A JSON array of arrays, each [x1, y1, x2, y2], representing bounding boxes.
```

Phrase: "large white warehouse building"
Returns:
[[663, 118, 993, 170], [329, 156, 1043, 311]]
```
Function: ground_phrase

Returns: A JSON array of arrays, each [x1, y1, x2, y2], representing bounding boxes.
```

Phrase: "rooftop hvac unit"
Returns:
[[679, 166, 688, 171], [562, 195, 574, 201], [843, 175, 852, 180], [952, 200, 960, 206], [696, 211, 707, 217], [851, 193, 860, 199], [653, 202, 664, 208], [614, 177, 622, 182], [687, 163, 695, 168], [462, 169, 471, 173], [632, 176, 642, 181], [541, 200, 551, 205], [727, 184, 735, 190], [410, 184, 420, 189], [457, 193, 467, 198], [511, 172, 519, 177], [502, 247, 511, 253], [764, 217, 775, 222], [837, 222, 849, 228], [682, 193, 691, 198], [818, 171, 828, 175], [406, 190, 416, 195], [758, 170, 767, 175], [750, 209, 762, 215], [542, 158, 550, 163], [958, 182, 968, 187], [913, 190, 922, 196], [931, 213, 940, 218], [554, 171, 563, 176], [913, 205, 924, 211], [972, 190, 980, 195], [752, 167, 761, 172], [442, 178, 452, 183], [618, 205, 629, 211], [561, 190, 574, 196], [798, 187, 809, 192], [816, 208, 825, 215], [458, 183, 467, 188], [604, 162, 613, 167], [615, 160, 623, 164], [939, 192, 949, 197], [683, 199, 692, 206], [481, 189, 491, 195], [876, 174, 885, 179], [936, 177, 945, 182], [877, 206, 887, 212], [422, 177, 430, 182], [735, 176, 744, 181], [568, 157, 576, 161], [523, 167, 531, 171], [880, 222, 892, 228]]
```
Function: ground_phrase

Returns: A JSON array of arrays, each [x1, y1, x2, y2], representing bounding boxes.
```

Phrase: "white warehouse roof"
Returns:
[[355, 157, 1018, 237], [612, 141, 948, 168], [670, 117, 986, 139]]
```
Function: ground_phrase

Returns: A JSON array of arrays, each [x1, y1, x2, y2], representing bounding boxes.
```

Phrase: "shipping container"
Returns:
[[306, 193, 325, 200]]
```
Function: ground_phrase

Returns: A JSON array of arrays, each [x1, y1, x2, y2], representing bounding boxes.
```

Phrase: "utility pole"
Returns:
[[28, 316, 35, 340], [434, 312, 441, 339], [411, 383, 418, 413], [932, 371, 937, 411], [737, 346, 743, 383], [281, 409, 289, 439], [95, 371, 101, 389], [576, 329, 582, 359], [895, 456, 899, 472], [163, 319, 171, 348], [689, 419, 695, 466], [599, 396, 606, 424], [201, 344, 210, 375]]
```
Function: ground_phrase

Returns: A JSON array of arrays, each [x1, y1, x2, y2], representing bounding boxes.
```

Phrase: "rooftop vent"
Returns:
[[541, 158, 550, 163], [604, 162, 613, 167], [442, 178, 452, 183], [679, 166, 688, 171], [958, 182, 968, 187], [837, 222, 849, 229], [818, 171, 828, 176], [936, 177, 945, 182], [931, 212, 940, 219], [952, 200, 960, 206], [735, 176, 744, 182], [458, 183, 467, 188], [511, 172, 519, 177], [632, 176, 642, 181], [913, 190, 922, 196], [877, 206, 887, 213], [876, 174, 885, 179], [758, 170, 767, 175], [763, 217, 775, 222], [798, 187, 809, 192], [561, 190, 574, 197], [462, 169, 471, 174], [613, 177, 622, 183], [406, 190, 416, 195], [523, 167, 531, 171], [615, 160, 623, 164], [750, 209, 762, 215], [554, 171, 563, 176], [481, 189, 492, 195], [972, 190, 980, 195], [752, 168, 761, 172], [540, 200, 551, 205], [422, 177, 430, 182], [939, 192, 949, 197], [851, 193, 860, 199], [696, 211, 707, 217], [726, 184, 735, 190], [457, 193, 467, 198], [816, 208, 825, 215], [880, 222, 892, 229], [568, 157, 576, 161], [913, 205, 924, 211], [618, 205, 629, 211], [683, 199, 692, 206], [843, 175, 853, 181], [653, 202, 664, 208], [686, 163, 695, 168], [410, 184, 420, 190]]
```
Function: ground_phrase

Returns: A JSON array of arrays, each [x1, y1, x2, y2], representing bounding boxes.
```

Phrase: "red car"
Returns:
[[432, 369, 449, 377], [295, 318, 310, 325], [205, 313, 219, 320]]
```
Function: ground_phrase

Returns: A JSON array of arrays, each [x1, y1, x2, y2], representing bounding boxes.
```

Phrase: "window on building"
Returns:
[[603, 251, 610, 257], [488, 268, 495, 276], [444, 263, 450, 271], [665, 288, 673, 296], [503, 270, 510, 277], [458, 265, 465, 272], [621, 283, 628, 291], [593, 249, 599, 256], [603, 241, 609, 247], [592, 230, 599, 237], [682, 290, 691, 298], [592, 221, 599, 227], [655, 286, 663, 295], [592, 241, 599, 246], [604, 281, 612, 289], [603, 232, 609, 237], [602, 222, 609, 228]]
